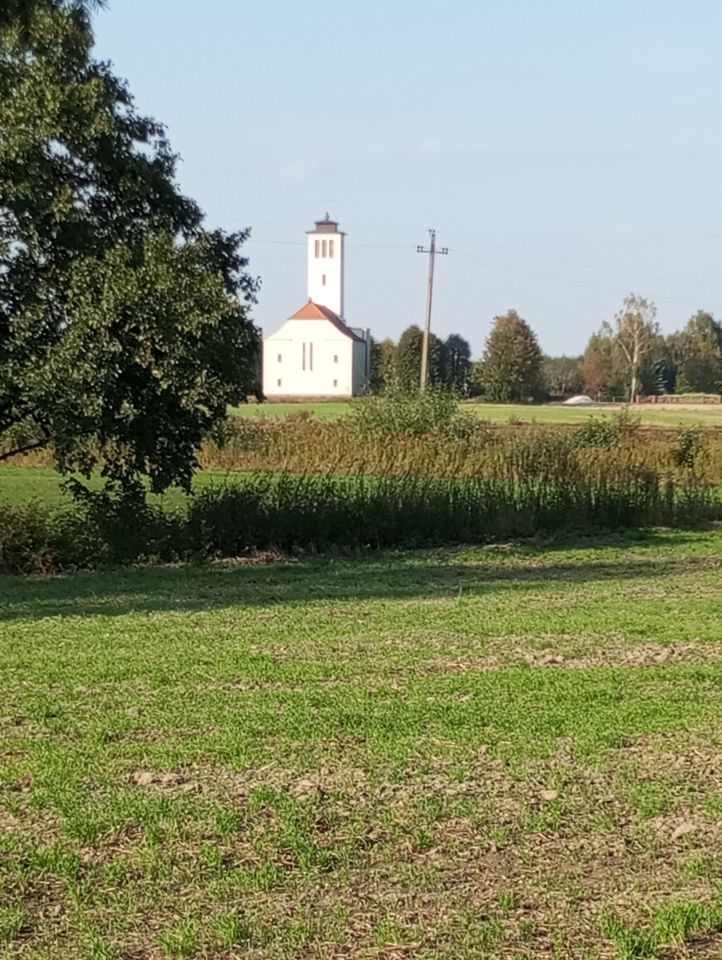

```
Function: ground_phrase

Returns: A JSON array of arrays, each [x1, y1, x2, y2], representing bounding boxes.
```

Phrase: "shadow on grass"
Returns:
[[0, 531, 718, 623]]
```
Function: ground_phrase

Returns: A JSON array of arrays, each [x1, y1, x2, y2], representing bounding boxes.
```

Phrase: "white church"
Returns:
[[262, 216, 371, 398]]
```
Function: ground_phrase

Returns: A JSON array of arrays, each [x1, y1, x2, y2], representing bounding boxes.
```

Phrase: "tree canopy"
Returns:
[[444, 334, 471, 393], [542, 355, 583, 399], [481, 310, 543, 402], [675, 311, 722, 394], [394, 326, 446, 393], [603, 295, 658, 402], [0, 0, 259, 491]]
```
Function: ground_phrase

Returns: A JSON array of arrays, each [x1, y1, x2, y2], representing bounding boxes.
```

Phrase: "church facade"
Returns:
[[262, 217, 370, 398]]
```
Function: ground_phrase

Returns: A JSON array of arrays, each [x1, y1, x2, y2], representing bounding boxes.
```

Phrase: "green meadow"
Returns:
[[2, 531, 722, 958], [0, 467, 228, 509], [230, 400, 722, 429]]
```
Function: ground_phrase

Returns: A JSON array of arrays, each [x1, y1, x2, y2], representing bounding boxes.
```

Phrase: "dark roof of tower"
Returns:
[[307, 213, 343, 234]]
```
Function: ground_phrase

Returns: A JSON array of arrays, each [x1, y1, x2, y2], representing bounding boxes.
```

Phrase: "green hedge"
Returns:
[[1, 470, 718, 574]]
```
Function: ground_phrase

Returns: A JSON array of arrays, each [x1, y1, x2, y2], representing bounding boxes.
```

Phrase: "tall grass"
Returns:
[[197, 407, 722, 485], [1, 445, 718, 573], [1, 396, 719, 573]]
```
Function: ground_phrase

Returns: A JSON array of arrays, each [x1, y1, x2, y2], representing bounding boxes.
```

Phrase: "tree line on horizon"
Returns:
[[370, 296, 722, 402]]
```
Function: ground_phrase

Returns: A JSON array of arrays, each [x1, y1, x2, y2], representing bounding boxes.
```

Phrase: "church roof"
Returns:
[[289, 300, 363, 341]]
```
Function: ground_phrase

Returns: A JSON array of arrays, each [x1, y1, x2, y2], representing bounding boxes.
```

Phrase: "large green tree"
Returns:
[[582, 333, 625, 400], [394, 326, 446, 393], [368, 337, 397, 394], [542, 355, 583, 398], [674, 311, 722, 394], [444, 334, 471, 392], [0, 0, 259, 491], [481, 310, 543, 402]]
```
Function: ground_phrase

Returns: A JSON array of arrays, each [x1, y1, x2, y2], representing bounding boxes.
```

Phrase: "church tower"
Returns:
[[307, 215, 345, 318]]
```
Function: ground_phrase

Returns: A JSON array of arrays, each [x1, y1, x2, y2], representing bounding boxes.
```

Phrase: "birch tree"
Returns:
[[605, 295, 658, 403]]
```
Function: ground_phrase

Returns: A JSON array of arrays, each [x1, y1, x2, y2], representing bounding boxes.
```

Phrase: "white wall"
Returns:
[[307, 230, 344, 317], [263, 318, 356, 397]]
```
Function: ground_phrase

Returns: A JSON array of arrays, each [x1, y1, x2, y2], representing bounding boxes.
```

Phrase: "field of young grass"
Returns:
[[2, 531, 722, 958], [0, 468, 230, 509], [231, 400, 722, 429]]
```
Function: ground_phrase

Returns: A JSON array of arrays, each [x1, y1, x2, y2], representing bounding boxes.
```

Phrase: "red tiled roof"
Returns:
[[288, 300, 363, 341]]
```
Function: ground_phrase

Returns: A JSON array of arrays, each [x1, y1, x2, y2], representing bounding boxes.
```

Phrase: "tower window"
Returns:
[[333, 354, 338, 363], [314, 239, 320, 258], [322, 274, 326, 286], [277, 379, 282, 388], [333, 379, 338, 387], [329, 240, 334, 258], [277, 353, 282, 363], [322, 239, 327, 257]]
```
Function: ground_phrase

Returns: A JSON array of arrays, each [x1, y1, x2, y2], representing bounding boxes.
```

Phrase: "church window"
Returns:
[[314, 240, 320, 258], [322, 239, 327, 257], [310, 342, 314, 370], [322, 274, 326, 286], [277, 353, 282, 363], [333, 354, 338, 363], [333, 379, 338, 387], [302, 342, 306, 370], [329, 240, 334, 258], [277, 379, 282, 387]]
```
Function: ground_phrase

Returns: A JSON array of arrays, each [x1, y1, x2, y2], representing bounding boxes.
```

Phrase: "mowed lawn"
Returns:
[[231, 400, 722, 429], [2, 533, 722, 958]]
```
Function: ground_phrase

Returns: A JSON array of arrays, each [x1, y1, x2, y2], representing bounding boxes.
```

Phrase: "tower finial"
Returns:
[[324, 212, 330, 222]]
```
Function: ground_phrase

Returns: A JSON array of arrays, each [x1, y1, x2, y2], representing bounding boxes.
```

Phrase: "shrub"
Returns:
[[674, 426, 706, 471], [60, 481, 184, 566], [0, 502, 58, 574], [573, 417, 618, 449], [349, 388, 476, 441]]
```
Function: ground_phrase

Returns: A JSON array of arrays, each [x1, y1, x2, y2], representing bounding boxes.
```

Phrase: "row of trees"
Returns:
[[369, 313, 546, 401], [374, 297, 722, 402], [582, 301, 722, 400], [370, 329, 472, 394]]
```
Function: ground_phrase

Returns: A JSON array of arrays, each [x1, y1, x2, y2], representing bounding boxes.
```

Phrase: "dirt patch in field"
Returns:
[[525, 641, 722, 670]]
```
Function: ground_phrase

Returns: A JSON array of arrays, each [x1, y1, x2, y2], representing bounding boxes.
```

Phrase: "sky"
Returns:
[[93, 0, 722, 358]]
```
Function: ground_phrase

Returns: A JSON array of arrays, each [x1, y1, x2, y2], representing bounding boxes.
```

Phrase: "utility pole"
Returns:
[[416, 229, 448, 390]]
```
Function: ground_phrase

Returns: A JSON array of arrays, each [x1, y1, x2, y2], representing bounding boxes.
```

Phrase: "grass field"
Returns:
[[2, 531, 722, 958], [231, 400, 722, 428], [0, 468, 230, 509]]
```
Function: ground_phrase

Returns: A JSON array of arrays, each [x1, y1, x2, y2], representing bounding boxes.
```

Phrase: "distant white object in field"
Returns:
[[563, 395, 596, 406]]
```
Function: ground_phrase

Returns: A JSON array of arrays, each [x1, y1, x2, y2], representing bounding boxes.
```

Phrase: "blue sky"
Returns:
[[94, 0, 722, 357]]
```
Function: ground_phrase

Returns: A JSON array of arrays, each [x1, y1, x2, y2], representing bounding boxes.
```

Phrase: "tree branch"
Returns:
[[0, 439, 47, 463]]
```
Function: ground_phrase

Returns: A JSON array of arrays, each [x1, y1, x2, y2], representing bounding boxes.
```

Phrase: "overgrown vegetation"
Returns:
[[1, 435, 719, 574], [203, 406, 722, 484], [1, 397, 720, 573]]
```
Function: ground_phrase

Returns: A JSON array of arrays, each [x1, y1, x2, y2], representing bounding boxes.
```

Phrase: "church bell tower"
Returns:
[[307, 214, 345, 318]]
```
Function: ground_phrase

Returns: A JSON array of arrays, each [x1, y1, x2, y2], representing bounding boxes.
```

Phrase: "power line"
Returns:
[[446, 248, 722, 311], [211, 215, 722, 311], [443, 230, 722, 294]]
